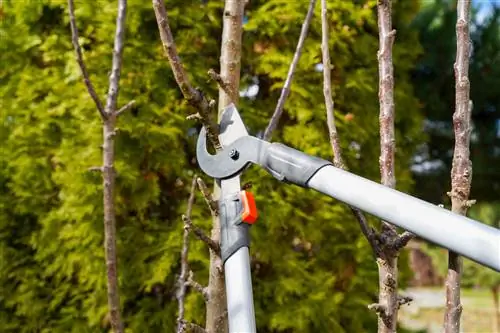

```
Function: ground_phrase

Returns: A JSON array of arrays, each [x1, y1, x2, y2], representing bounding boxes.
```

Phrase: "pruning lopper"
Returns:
[[196, 104, 500, 333]]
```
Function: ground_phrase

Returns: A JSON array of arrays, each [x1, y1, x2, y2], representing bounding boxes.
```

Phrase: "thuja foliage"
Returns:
[[0, 0, 423, 332]]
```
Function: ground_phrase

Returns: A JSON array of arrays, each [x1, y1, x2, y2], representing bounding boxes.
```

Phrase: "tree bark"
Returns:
[[493, 285, 500, 333], [205, 1, 245, 332], [376, 1, 399, 332], [444, 1, 472, 332], [68, 0, 128, 331]]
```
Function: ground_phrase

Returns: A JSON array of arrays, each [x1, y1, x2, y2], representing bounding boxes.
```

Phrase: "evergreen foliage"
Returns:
[[411, 0, 500, 204], [0, 0, 423, 331]]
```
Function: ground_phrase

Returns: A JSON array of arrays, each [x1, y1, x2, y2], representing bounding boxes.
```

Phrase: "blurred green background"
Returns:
[[0, 0, 498, 332]]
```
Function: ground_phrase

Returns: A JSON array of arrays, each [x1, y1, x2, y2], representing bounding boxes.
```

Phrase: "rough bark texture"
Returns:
[[206, 2, 246, 332], [68, 0, 128, 331], [177, 177, 197, 332], [375, 1, 399, 332], [444, 1, 473, 332], [263, 0, 316, 141], [152, 0, 221, 150]]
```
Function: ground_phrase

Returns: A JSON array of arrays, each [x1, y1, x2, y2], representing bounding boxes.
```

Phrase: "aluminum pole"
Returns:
[[224, 246, 256, 332], [307, 165, 500, 271]]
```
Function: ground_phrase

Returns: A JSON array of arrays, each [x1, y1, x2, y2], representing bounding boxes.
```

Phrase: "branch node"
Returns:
[[186, 113, 202, 121], [368, 303, 388, 319], [186, 271, 209, 301], [183, 215, 220, 255], [392, 231, 414, 250], [397, 295, 413, 309]]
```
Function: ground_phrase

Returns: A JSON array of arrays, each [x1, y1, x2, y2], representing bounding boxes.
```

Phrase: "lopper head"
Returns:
[[196, 104, 270, 180]]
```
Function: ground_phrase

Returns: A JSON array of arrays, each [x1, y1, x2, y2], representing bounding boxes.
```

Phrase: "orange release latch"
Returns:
[[241, 190, 258, 224]]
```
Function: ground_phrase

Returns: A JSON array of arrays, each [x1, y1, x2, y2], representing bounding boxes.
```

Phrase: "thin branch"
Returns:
[[445, 1, 473, 332], [321, 0, 342, 169], [183, 215, 220, 255], [319, 0, 380, 256], [68, 0, 107, 120], [116, 100, 136, 117], [186, 270, 209, 301], [177, 177, 197, 332], [263, 0, 317, 141], [152, 0, 220, 150], [104, 0, 127, 116], [178, 321, 206, 333], [208, 69, 233, 101], [196, 177, 218, 216], [88, 166, 103, 172], [350, 207, 380, 256]]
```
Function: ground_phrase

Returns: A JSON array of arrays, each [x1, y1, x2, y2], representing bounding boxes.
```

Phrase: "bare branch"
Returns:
[[320, 0, 380, 256], [67, 0, 106, 120], [183, 215, 220, 255], [350, 207, 380, 256], [196, 177, 218, 216], [88, 166, 103, 172], [321, 0, 342, 169], [186, 271, 209, 301], [177, 177, 197, 332], [104, 0, 127, 116], [152, 0, 221, 150], [208, 69, 233, 101], [69, 2, 128, 332], [116, 100, 136, 117], [263, 0, 317, 141], [445, 1, 473, 332]]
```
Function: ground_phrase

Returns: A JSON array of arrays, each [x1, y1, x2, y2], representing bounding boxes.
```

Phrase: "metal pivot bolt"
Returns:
[[229, 149, 239, 160]]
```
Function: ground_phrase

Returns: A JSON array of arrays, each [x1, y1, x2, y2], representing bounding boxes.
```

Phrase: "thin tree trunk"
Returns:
[[68, 0, 128, 331], [102, 116, 124, 333], [205, 1, 245, 332], [493, 285, 500, 333], [444, 1, 473, 332], [375, 1, 399, 332]]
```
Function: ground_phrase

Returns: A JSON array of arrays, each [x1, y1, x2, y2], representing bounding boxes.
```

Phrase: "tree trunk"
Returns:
[[102, 115, 124, 333], [205, 1, 245, 332], [493, 285, 500, 333], [376, 1, 399, 332], [444, 1, 472, 332]]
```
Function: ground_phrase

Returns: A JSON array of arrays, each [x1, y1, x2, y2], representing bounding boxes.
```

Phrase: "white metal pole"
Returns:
[[224, 247, 256, 332], [307, 165, 500, 271]]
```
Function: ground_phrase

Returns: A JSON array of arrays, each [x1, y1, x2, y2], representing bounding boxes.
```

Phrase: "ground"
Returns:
[[399, 287, 497, 333]]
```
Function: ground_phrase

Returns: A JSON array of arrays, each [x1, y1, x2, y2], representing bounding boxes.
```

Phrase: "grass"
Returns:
[[399, 287, 498, 333]]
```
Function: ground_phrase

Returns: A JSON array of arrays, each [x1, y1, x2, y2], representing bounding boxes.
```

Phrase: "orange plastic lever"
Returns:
[[241, 191, 258, 224]]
